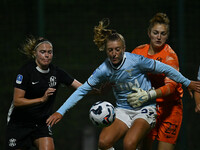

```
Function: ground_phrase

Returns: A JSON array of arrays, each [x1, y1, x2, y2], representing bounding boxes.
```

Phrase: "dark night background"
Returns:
[[1, 0, 199, 149]]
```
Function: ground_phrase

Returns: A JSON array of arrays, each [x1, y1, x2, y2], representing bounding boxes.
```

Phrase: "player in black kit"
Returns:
[[6, 36, 82, 150]]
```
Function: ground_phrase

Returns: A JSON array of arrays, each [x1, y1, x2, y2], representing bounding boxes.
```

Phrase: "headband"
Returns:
[[34, 39, 53, 51]]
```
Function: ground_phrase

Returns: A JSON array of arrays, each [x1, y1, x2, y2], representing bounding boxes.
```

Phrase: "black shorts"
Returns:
[[6, 121, 53, 150]]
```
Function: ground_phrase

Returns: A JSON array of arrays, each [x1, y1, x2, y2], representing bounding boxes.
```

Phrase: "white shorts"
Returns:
[[115, 105, 157, 128]]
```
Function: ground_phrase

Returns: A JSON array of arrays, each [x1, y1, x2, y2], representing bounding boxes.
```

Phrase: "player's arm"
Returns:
[[128, 58, 200, 107], [194, 91, 200, 113], [70, 79, 82, 89], [46, 81, 93, 126], [13, 87, 56, 107], [70, 78, 102, 95], [156, 53, 180, 98]]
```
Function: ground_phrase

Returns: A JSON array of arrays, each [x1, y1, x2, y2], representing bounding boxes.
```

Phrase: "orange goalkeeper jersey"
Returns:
[[132, 44, 183, 102]]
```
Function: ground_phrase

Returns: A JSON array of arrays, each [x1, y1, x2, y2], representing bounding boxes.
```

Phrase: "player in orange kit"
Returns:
[[131, 13, 183, 150]]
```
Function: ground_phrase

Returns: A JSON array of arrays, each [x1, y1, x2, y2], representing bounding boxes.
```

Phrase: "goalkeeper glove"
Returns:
[[127, 87, 157, 107]]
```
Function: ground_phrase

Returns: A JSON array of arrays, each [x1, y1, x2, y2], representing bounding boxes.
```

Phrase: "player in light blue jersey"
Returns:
[[195, 66, 200, 113], [47, 19, 200, 150]]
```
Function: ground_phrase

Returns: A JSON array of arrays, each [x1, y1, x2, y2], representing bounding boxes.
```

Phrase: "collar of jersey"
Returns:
[[108, 53, 126, 70], [36, 66, 50, 73]]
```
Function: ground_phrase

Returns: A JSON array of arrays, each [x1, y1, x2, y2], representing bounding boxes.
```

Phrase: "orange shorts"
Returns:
[[147, 101, 183, 144]]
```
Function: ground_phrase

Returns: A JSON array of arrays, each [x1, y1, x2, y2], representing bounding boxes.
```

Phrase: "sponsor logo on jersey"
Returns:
[[8, 138, 16, 147], [49, 76, 57, 87], [112, 79, 140, 92], [16, 74, 23, 84]]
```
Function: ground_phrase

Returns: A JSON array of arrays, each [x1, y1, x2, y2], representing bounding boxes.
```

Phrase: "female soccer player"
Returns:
[[6, 36, 82, 150], [128, 13, 183, 150], [46, 19, 200, 150]]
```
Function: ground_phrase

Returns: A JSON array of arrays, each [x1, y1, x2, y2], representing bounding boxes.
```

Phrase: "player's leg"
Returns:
[[156, 103, 182, 150], [33, 124, 54, 150], [6, 123, 33, 150], [123, 105, 157, 150], [98, 118, 129, 150], [123, 118, 151, 150], [138, 137, 154, 150], [34, 137, 55, 150], [157, 141, 175, 150], [139, 117, 158, 150]]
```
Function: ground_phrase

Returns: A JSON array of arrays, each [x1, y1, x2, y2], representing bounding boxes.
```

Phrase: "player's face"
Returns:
[[35, 43, 53, 69], [148, 23, 168, 50], [106, 40, 125, 65]]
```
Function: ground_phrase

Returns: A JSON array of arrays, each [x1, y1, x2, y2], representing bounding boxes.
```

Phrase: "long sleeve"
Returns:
[[154, 60, 190, 87]]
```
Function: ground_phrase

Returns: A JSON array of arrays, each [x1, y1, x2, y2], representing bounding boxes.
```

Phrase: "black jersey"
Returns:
[[7, 61, 74, 124]]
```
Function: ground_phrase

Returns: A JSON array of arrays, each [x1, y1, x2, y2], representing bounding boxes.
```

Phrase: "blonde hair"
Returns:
[[20, 36, 52, 58], [93, 18, 125, 51], [148, 13, 170, 34]]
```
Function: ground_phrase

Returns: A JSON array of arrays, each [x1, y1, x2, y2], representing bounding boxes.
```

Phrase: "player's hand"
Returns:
[[127, 87, 157, 107], [187, 87, 193, 98], [41, 88, 56, 103], [127, 88, 149, 107], [187, 81, 200, 98], [46, 112, 63, 127], [195, 103, 200, 113]]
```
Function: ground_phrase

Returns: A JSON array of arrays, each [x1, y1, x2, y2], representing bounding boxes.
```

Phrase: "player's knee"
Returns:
[[123, 138, 137, 150], [98, 138, 112, 150]]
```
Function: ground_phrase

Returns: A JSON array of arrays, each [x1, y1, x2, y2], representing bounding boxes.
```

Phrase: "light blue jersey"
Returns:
[[198, 66, 200, 81], [57, 52, 190, 115]]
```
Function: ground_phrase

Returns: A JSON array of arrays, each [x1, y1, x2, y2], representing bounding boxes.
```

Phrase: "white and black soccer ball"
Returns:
[[89, 101, 115, 127]]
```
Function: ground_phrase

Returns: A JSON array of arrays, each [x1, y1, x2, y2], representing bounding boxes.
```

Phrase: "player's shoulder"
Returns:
[[132, 44, 149, 54], [160, 44, 179, 68], [97, 59, 110, 72], [135, 44, 148, 50], [90, 59, 112, 78], [126, 51, 144, 58], [164, 44, 177, 55], [125, 52, 146, 65]]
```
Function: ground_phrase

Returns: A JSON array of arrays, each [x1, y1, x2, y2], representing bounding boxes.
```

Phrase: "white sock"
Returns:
[[107, 147, 115, 150]]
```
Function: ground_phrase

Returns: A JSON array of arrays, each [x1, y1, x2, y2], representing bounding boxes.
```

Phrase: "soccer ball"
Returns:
[[89, 101, 115, 127]]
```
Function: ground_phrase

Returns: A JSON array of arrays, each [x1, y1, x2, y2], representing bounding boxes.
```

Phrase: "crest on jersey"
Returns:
[[8, 138, 16, 147], [156, 57, 163, 62], [16, 74, 23, 84], [49, 76, 57, 87], [125, 69, 133, 76]]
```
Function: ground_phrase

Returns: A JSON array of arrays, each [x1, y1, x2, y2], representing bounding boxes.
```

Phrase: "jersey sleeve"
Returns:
[[137, 55, 156, 72], [14, 67, 29, 91], [158, 52, 180, 96], [57, 68, 74, 86], [154, 60, 190, 87], [57, 64, 107, 115], [87, 65, 107, 87]]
